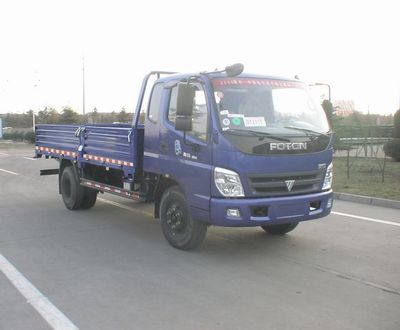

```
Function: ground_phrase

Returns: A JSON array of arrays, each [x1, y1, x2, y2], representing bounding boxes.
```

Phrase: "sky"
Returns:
[[0, 0, 399, 115]]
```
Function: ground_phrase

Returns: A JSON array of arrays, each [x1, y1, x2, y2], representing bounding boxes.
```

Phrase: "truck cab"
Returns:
[[139, 67, 333, 246]]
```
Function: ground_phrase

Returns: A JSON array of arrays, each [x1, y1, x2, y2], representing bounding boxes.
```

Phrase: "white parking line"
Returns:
[[332, 211, 400, 227], [0, 152, 9, 156], [0, 168, 20, 175], [0, 254, 79, 330], [23, 157, 38, 161], [98, 198, 153, 217]]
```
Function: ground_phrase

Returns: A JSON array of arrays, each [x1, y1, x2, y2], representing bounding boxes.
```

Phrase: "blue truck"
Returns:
[[35, 64, 334, 250]]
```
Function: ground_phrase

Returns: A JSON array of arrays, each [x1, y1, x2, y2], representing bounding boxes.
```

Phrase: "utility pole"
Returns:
[[398, 80, 400, 110], [82, 56, 86, 117]]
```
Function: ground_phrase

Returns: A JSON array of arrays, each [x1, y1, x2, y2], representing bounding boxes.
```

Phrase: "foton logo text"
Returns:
[[270, 142, 307, 151]]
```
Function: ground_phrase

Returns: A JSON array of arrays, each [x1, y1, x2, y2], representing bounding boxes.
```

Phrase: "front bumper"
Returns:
[[210, 190, 333, 227]]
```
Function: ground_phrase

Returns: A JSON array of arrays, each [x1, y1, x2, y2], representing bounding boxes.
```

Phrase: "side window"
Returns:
[[168, 87, 178, 123], [147, 84, 164, 123], [168, 83, 208, 142]]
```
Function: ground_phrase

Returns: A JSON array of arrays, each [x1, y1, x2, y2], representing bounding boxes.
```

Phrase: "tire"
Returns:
[[159, 186, 207, 250], [80, 188, 98, 209], [60, 166, 84, 210], [261, 222, 298, 235]]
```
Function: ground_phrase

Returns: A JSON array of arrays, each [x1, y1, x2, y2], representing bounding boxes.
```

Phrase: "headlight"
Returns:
[[214, 167, 244, 197], [322, 163, 333, 190]]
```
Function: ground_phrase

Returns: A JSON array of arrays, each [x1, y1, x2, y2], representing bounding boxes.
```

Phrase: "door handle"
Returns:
[[160, 143, 168, 152]]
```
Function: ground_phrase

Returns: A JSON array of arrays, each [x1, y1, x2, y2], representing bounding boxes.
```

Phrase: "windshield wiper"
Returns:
[[224, 129, 290, 142], [284, 126, 330, 138]]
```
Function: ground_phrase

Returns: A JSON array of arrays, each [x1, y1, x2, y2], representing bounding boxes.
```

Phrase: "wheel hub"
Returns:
[[166, 204, 185, 232]]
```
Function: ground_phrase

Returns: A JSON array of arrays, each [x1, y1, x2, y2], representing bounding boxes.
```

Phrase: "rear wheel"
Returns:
[[60, 166, 84, 210], [261, 222, 298, 235], [80, 188, 98, 209], [159, 186, 207, 250]]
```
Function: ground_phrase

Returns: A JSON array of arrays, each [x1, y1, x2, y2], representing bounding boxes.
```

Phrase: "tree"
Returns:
[[60, 107, 80, 124], [394, 108, 400, 138], [88, 107, 99, 123], [383, 109, 400, 161], [117, 107, 131, 123], [37, 107, 60, 124]]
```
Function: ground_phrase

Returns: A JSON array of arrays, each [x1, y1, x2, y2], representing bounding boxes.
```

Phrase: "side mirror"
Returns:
[[331, 132, 337, 144], [176, 83, 195, 116], [175, 83, 194, 132]]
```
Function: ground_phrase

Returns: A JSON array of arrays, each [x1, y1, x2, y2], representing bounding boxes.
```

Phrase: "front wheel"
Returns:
[[159, 186, 207, 250], [261, 222, 298, 235]]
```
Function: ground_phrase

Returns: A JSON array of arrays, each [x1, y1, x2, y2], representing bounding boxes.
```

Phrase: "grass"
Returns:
[[333, 156, 400, 201]]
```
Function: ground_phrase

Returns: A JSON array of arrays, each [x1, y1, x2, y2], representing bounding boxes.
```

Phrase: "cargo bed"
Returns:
[[35, 123, 144, 176]]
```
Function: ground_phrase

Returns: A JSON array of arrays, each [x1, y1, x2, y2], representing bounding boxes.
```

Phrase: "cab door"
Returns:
[[142, 83, 165, 174], [159, 81, 213, 221]]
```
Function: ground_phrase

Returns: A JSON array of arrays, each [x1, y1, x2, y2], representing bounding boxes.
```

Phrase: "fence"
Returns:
[[334, 125, 394, 181]]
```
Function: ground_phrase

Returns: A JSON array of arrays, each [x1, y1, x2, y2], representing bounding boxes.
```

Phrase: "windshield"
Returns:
[[212, 78, 330, 135]]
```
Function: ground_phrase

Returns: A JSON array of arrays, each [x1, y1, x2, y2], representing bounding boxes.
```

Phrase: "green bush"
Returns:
[[2, 132, 12, 140], [24, 131, 36, 143], [3, 131, 24, 141], [2, 130, 35, 142], [384, 139, 400, 161]]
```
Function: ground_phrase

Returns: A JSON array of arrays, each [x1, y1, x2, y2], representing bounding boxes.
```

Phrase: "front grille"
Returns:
[[247, 169, 324, 197]]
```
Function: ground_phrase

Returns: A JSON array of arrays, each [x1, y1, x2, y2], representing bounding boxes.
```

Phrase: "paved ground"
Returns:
[[1, 144, 399, 330]]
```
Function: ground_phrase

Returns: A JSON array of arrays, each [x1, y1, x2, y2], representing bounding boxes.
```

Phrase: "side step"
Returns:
[[80, 179, 144, 201], [40, 169, 60, 176]]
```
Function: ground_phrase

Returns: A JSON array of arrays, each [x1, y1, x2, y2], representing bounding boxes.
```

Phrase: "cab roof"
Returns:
[[156, 72, 304, 85]]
